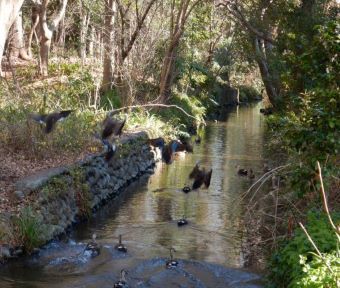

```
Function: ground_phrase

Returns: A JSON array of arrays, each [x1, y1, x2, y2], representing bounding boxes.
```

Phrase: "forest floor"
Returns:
[[0, 144, 92, 214]]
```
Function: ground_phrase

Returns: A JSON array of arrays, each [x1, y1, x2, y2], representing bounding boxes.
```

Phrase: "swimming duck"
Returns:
[[115, 235, 127, 253], [177, 217, 188, 226], [102, 116, 126, 139], [113, 269, 129, 288], [259, 107, 273, 115], [248, 169, 255, 179], [166, 247, 178, 268], [30, 110, 74, 133], [84, 233, 100, 257], [182, 186, 191, 193], [195, 136, 201, 144], [189, 163, 212, 190], [237, 166, 248, 176]]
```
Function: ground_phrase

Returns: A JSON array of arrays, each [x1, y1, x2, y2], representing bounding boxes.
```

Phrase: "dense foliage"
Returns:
[[267, 211, 339, 288]]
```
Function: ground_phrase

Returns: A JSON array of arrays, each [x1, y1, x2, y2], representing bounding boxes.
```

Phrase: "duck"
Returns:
[[176, 141, 193, 153], [177, 217, 188, 226], [115, 235, 127, 253], [166, 247, 178, 268], [178, 137, 194, 153], [259, 107, 273, 115], [84, 233, 100, 257], [237, 166, 248, 176], [189, 163, 212, 190], [182, 186, 191, 193], [263, 163, 272, 173], [113, 269, 128, 288], [148, 137, 165, 149], [30, 110, 74, 133], [101, 116, 126, 139], [248, 169, 255, 179], [162, 140, 179, 164], [102, 139, 117, 161], [195, 136, 201, 144]]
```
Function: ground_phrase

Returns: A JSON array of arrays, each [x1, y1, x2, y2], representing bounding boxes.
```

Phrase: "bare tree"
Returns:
[[115, 0, 157, 105], [101, 0, 117, 93], [159, 0, 202, 103], [37, 0, 68, 76], [27, 5, 40, 58], [0, 0, 25, 76]]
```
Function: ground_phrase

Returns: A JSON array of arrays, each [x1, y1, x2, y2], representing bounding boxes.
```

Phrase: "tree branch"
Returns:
[[109, 103, 203, 122]]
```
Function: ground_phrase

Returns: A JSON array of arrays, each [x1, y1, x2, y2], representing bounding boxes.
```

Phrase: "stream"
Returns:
[[0, 103, 267, 288]]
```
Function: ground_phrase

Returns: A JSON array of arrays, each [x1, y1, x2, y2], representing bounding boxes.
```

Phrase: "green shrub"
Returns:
[[267, 210, 340, 288], [14, 207, 44, 253], [294, 251, 339, 288], [70, 168, 92, 219]]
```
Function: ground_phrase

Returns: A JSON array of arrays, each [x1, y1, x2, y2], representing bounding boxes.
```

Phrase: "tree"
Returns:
[[114, 0, 157, 105], [219, 0, 283, 107], [7, 9, 30, 60], [159, 0, 203, 103], [101, 0, 117, 93], [36, 0, 68, 76], [0, 0, 25, 76]]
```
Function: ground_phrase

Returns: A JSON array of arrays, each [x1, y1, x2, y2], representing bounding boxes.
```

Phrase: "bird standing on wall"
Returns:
[[30, 110, 74, 133], [101, 116, 126, 139]]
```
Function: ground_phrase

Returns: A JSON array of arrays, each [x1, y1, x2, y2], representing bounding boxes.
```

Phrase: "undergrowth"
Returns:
[[13, 207, 44, 253], [267, 210, 340, 288]]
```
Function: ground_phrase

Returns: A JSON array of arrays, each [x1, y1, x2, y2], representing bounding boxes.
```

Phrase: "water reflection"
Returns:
[[0, 103, 266, 287]]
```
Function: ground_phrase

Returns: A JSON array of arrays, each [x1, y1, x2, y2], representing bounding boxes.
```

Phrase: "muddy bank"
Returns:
[[0, 132, 160, 261]]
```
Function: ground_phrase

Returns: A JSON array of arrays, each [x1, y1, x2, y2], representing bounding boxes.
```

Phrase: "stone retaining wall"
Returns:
[[0, 131, 160, 260]]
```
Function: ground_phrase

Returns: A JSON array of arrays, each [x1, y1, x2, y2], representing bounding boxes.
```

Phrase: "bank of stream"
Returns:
[[0, 102, 269, 287]]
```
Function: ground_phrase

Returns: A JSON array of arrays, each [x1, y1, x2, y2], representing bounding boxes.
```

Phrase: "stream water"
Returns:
[[0, 103, 267, 288]]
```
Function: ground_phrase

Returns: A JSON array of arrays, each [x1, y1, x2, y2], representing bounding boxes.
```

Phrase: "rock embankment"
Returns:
[[0, 132, 159, 261]]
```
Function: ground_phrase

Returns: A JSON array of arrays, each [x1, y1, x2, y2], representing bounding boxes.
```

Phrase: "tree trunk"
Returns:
[[37, 0, 68, 76], [0, 0, 25, 76], [27, 6, 40, 58], [79, 2, 91, 63], [101, 0, 117, 93], [254, 37, 280, 107], [159, 47, 178, 103], [88, 26, 95, 57], [8, 10, 30, 60], [158, 0, 202, 103]]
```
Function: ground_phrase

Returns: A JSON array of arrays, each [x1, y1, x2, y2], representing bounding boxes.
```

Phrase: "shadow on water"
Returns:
[[0, 103, 267, 287]]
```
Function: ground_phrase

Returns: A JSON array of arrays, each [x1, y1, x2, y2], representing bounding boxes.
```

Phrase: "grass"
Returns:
[[13, 207, 44, 253]]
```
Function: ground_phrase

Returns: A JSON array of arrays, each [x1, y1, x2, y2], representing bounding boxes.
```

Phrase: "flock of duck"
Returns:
[[29, 109, 265, 287]]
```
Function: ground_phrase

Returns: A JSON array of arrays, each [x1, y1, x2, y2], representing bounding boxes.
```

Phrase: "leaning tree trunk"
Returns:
[[159, 47, 178, 103], [37, 0, 68, 76], [101, 0, 117, 93], [254, 37, 280, 107], [0, 0, 25, 76], [8, 10, 30, 60]]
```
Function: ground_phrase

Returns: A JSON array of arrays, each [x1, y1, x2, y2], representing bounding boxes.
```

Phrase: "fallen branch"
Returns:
[[108, 103, 205, 124]]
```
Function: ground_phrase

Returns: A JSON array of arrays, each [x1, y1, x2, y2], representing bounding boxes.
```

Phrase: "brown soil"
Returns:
[[0, 145, 91, 214]]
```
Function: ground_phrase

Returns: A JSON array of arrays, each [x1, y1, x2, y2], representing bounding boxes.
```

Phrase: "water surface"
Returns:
[[0, 103, 266, 287]]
